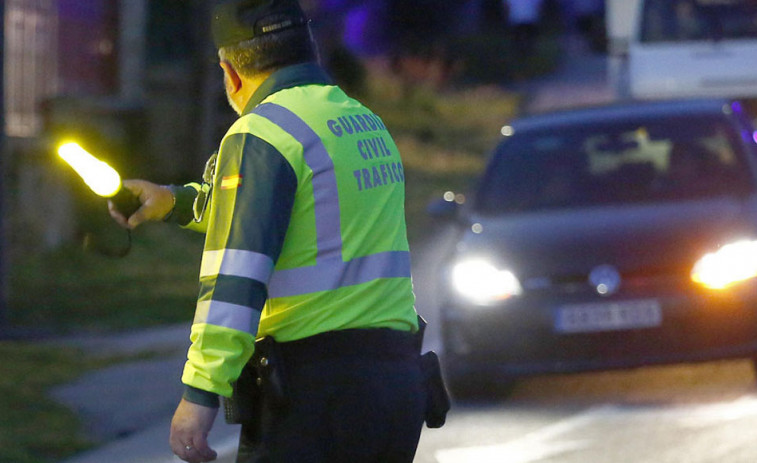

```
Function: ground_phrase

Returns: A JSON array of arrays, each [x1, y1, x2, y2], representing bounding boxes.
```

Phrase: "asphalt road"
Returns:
[[417, 366, 757, 463], [208, 367, 757, 463]]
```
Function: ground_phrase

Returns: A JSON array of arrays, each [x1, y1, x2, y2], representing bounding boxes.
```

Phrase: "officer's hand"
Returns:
[[170, 398, 219, 463], [108, 179, 174, 229]]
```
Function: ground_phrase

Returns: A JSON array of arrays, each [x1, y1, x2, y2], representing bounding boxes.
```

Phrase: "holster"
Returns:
[[416, 317, 451, 429], [223, 336, 289, 426], [223, 358, 261, 425], [254, 337, 290, 409]]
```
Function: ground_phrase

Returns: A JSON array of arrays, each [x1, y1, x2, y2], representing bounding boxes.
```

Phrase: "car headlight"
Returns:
[[450, 259, 523, 305], [691, 239, 757, 289]]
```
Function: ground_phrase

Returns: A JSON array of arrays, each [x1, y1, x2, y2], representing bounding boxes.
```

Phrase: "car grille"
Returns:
[[522, 267, 690, 296]]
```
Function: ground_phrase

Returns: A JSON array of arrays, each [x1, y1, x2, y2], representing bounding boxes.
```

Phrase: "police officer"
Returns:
[[109, 1, 427, 462]]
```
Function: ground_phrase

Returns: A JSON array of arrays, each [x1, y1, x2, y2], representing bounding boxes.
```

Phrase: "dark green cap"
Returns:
[[212, 0, 309, 48]]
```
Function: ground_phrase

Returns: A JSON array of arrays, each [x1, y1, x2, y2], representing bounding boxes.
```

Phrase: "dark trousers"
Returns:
[[236, 333, 426, 463]]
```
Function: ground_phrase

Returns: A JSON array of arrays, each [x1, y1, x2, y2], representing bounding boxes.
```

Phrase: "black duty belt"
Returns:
[[276, 328, 419, 363]]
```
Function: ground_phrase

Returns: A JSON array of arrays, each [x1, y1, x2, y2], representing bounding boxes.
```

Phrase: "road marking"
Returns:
[[435, 405, 613, 463], [674, 395, 757, 428], [435, 439, 590, 463], [214, 433, 242, 457]]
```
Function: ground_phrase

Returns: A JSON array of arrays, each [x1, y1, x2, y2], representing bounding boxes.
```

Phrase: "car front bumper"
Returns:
[[441, 280, 757, 378]]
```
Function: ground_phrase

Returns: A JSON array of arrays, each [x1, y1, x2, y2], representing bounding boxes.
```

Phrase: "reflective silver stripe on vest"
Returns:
[[253, 102, 411, 299], [200, 249, 275, 284], [254, 102, 343, 261], [194, 300, 261, 333], [267, 250, 411, 298]]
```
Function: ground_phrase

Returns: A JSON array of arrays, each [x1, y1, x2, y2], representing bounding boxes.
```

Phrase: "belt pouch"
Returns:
[[420, 351, 451, 428]]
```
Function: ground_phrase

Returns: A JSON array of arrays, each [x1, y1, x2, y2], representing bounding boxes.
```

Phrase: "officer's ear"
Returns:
[[220, 61, 243, 95]]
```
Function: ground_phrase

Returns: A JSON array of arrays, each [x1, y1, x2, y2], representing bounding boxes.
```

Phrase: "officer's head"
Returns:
[[212, 0, 317, 78]]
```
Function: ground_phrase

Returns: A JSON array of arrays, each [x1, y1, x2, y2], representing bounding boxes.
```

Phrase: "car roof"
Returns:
[[507, 99, 737, 134]]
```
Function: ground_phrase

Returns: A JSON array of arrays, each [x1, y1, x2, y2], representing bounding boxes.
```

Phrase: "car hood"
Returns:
[[456, 197, 757, 279]]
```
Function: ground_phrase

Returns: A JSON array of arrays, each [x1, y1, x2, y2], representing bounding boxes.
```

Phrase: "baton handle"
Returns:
[[111, 187, 141, 218]]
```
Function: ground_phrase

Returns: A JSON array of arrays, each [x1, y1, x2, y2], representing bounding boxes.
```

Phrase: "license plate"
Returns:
[[554, 299, 662, 334]]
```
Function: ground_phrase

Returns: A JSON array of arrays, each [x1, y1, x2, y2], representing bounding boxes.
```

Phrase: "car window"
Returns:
[[641, 0, 757, 43], [474, 115, 754, 214]]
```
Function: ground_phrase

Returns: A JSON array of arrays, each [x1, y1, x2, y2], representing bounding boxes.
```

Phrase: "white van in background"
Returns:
[[628, 0, 757, 101]]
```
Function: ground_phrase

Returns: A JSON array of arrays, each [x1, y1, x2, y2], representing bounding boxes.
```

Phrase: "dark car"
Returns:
[[432, 99, 757, 395]]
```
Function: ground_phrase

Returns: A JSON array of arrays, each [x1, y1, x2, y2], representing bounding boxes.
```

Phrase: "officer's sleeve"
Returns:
[[181, 132, 297, 401], [165, 183, 201, 228]]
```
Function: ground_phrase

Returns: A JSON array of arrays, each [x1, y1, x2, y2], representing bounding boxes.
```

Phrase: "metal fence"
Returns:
[[4, 0, 57, 138]]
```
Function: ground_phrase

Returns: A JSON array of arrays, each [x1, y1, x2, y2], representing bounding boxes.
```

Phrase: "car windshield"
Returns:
[[641, 0, 757, 43], [474, 114, 755, 215]]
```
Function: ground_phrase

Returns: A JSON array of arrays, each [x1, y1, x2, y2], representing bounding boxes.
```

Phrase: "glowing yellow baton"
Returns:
[[58, 142, 141, 217]]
